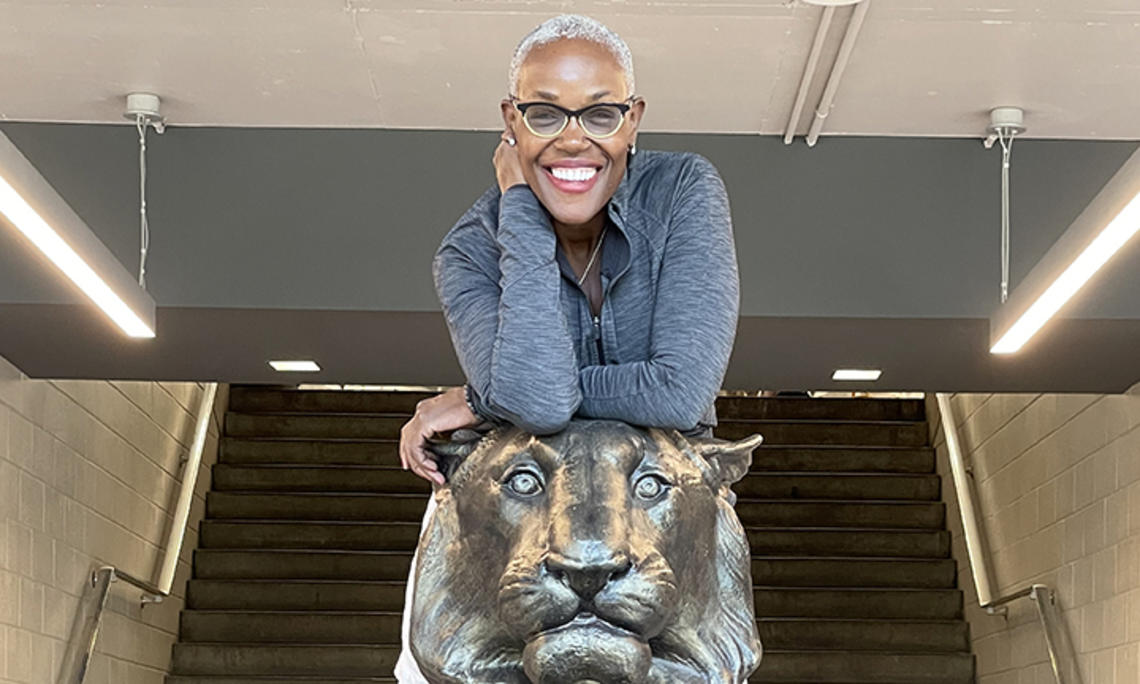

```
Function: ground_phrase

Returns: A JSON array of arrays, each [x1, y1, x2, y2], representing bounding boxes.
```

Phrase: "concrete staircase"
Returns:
[[166, 386, 975, 684]]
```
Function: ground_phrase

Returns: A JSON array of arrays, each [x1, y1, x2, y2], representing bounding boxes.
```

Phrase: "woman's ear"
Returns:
[[628, 96, 646, 131], [500, 98, 517, 132]]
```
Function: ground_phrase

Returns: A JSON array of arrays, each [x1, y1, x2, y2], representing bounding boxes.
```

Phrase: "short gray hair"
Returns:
[[508, 14, 635, 99]]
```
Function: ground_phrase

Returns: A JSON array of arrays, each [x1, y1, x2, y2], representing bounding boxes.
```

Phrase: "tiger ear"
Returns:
[[690, 433, 764, 485], [424, 429, 484, 483]]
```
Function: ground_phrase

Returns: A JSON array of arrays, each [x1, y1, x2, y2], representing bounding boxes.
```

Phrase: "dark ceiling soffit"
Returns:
[[1, 304, 1137, 393]]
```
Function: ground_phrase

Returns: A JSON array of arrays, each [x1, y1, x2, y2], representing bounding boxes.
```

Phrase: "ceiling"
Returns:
[[1, 0, 1139, 392], [1, 0, 1139, 138]]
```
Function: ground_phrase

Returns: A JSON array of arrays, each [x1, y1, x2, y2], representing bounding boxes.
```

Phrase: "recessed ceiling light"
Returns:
[[269, 360, 320, 372], [833, 369, 882, 381]]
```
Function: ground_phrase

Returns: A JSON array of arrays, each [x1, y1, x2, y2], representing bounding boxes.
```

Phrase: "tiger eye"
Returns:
[[634, 474, 664, 500], [507, 471, 542, 496]]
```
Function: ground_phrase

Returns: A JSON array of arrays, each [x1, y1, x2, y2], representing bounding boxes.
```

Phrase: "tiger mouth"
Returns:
[[537, 611, 643, 640]]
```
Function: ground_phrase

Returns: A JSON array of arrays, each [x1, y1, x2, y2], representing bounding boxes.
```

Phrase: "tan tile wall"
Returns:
[[0, 354, 227, 684], [926, 392, 1140, 684]]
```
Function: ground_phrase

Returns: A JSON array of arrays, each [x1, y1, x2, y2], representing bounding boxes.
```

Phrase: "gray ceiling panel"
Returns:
[[1, 123, 1137, 389]]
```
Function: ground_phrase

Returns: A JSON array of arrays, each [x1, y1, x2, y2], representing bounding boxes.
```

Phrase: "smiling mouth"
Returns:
[[542, 165, 604, 193]]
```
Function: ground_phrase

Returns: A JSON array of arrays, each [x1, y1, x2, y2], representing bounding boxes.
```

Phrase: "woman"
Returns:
[[395, 13, 741, 681]]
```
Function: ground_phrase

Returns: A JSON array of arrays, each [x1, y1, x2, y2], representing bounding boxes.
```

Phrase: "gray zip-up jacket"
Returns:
[[432, 148, 739, 436]]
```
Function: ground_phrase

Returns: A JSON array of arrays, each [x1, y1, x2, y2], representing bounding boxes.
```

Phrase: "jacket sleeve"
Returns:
[[433, 184, 581, 435], [576, 156, 739, 431]]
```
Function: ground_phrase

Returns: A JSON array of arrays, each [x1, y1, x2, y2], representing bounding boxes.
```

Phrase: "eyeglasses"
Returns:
[[510, 96, 635, 139]]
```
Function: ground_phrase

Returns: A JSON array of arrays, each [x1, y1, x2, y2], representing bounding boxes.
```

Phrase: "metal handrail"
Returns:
[[58, 383, 219, 684], [935, 393, 1082, 684]]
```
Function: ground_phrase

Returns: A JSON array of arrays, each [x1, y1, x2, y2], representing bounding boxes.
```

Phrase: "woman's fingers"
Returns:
[[409, 445, 444, 485], [399, 416, 445, 485]]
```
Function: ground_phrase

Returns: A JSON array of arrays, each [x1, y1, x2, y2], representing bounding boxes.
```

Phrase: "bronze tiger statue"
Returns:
[[409, 419, 764, 683]]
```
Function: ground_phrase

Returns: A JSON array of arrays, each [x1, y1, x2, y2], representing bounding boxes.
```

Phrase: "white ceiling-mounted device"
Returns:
[[124, 92, 166, 133], [983, 106, 1025, 149]]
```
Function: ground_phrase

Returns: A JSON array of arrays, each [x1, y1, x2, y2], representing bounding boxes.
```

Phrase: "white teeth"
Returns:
[[550, 166, 598, 182]]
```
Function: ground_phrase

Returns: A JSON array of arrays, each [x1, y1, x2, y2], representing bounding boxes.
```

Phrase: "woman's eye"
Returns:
[[506, 471, 542, 497], [634, 474, 668, 501]]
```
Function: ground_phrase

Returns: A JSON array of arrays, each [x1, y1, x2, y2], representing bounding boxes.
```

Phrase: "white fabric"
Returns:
[[394, 493, 438, 683]]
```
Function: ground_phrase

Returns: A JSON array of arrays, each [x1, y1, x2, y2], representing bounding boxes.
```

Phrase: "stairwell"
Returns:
[[166, 386, 975, 684]]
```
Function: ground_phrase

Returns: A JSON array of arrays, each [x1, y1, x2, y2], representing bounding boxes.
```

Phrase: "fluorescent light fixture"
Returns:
[[0, 132, 155, 338], [269, 360, 321, 372], [832, 369, 882, 381], [991, 147, 1140, 354]]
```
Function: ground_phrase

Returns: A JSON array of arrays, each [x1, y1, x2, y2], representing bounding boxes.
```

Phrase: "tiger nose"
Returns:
[[545, 548, 632, 600]]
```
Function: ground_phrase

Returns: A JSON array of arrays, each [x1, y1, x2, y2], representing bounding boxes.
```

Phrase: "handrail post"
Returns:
[[56, 567, 114, 684], [1031, 585, 1082, 684]]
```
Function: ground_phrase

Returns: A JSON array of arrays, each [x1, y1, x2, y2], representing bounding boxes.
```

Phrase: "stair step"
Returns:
[[757, 618, 968, 653], [221, 439, 400, 466], [716, 397, 924, 422], [184, 579, 964, 620], [229, 386, 429, 415], [208, 493, 944, 529], [199, 521, 423, 551], [754, 588, 962, 619], [716, 420, 928, 447], [194, 550, 958, 588], [225, 414, 406, 440], [752, 558, 957, 589], [168, 678, 394, 684], [170, 644, 398, 676], [212, 465, 938, 501], [738, 501, 944, 529], [181, 612, 968, 653], [187, 580, 407, 612], [219, 439, 936, 475], [194, 550, 413, 581], [748, 529, 949, 558], [181, 611, 402, 644], [229, 386, 923, 423], [226, 412, 928, 447], [208, 493, 431, 521], [752, 446, 935, 474], [212, 465, 429, 494], [735, 473, 940, 501], [751, 650, 975, 683]]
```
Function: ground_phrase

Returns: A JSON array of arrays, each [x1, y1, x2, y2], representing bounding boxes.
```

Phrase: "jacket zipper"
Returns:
[[593, 314, 606, 365]]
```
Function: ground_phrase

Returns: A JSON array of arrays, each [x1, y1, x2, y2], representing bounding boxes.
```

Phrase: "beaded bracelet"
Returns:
[[462, 384, 480, 418]]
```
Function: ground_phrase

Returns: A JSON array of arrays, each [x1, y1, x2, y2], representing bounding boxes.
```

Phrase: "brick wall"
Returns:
[[927, 391, 1140, 684], [0, 354, 227, 684]]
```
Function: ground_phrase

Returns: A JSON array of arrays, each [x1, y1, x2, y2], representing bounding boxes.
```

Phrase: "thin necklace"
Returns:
[[576, 225, 608, 287]]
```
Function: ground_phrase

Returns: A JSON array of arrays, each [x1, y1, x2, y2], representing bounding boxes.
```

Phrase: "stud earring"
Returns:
[[629, 143, 636, 155], [507, 137, 516, 147]]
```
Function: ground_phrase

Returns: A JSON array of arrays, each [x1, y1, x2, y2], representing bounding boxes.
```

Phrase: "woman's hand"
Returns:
[[494, 132, 528, 195], [399, 387, 481, 485]]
